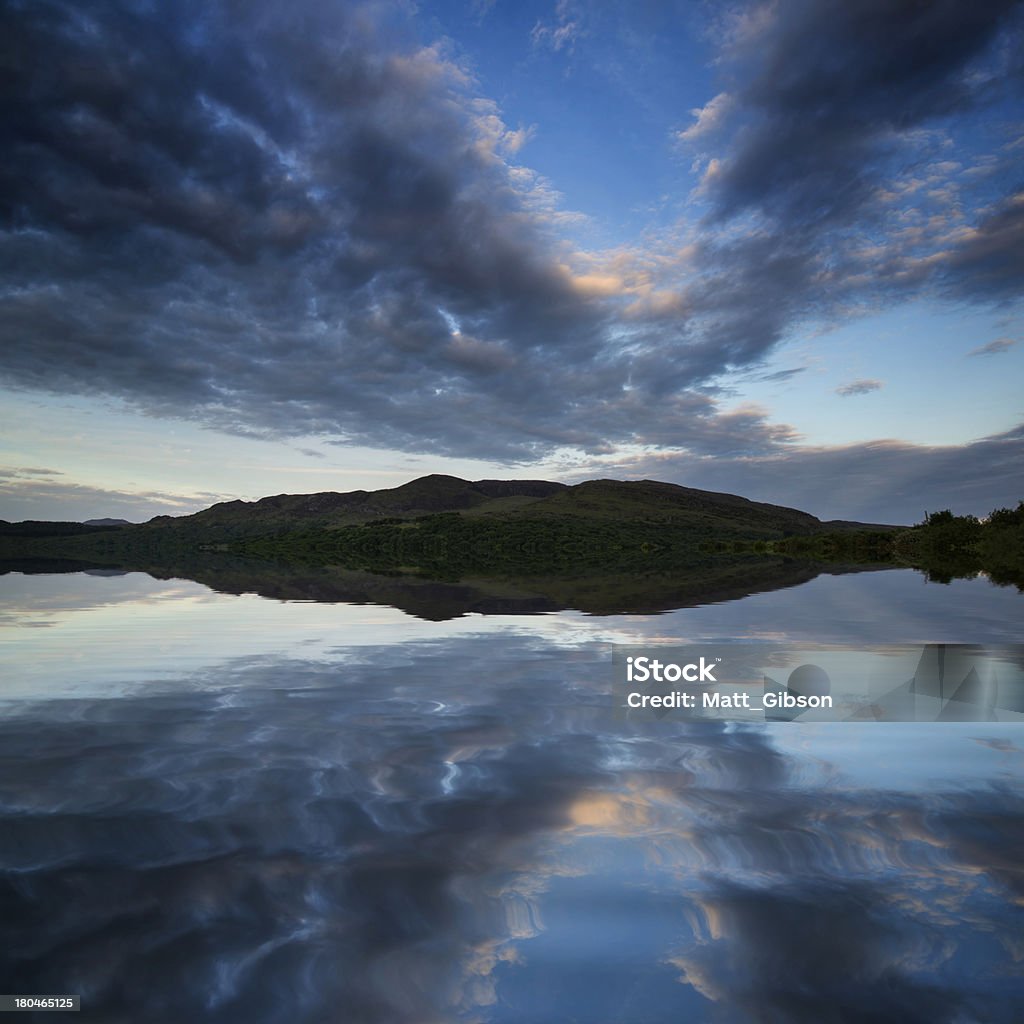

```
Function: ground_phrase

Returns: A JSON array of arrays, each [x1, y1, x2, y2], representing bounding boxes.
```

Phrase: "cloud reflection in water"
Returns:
[[0, 635, 1021, 1022]]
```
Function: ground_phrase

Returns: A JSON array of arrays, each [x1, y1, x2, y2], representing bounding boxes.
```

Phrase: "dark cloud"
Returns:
[[836, 378, 884, 397], [0, 472, 226, 522], [0, 0, 810, 463], [698, 0, 1022, 229], [0, 0, 1021, 482], [0, 0, 589, 454], [585, 422, 1024, 523], [939, 190, 1024, 300], [677, 0, 1024, 385]]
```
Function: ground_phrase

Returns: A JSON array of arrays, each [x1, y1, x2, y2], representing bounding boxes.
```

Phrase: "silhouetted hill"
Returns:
[[3, 480, 1017, 602], [821, 519, 903, 532], [0, 520, 125, 538], [515, 479, 823, 534], [142, 475, 569, 541], [130, 474, 835, 544], [0, 475, 909, 577]]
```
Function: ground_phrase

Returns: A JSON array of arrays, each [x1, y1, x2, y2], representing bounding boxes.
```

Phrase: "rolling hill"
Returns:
[[0, 473, 919, 586]]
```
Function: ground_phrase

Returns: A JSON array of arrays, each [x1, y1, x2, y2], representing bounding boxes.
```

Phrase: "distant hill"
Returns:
[[0, 520, 127, 538], [83, 518, 133, 527], [2, 478, 1016, 596], [136, 473, 854, 543], [144, 475, 569, 539], [0, 474, 909, 577]]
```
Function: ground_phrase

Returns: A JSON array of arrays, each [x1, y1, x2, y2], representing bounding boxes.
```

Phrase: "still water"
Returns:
[[1, 567, 1022, 1022]]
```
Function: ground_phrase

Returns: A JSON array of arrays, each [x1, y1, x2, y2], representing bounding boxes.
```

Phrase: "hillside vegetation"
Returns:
[[2, 476, 1018, 592], [895, 504, 1024, 586]]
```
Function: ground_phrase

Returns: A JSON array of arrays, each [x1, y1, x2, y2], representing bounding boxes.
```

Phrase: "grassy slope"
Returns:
[[157, 473, 834, 537], [0, 475, 836, 562], [7, 477, 1018, 608], [223, 477, 840, 576]]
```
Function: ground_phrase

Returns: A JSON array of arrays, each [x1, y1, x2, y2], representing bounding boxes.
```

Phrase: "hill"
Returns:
[[142, 475, 569, 541], [3, 477, 1018, 594], [185, 476, 886, 575], [0, 474, 911, 581], [133, 474, 836, 541]]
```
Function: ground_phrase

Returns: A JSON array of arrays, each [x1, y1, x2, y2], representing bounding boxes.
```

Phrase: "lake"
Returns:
[[1, 565, 1022, 1022]]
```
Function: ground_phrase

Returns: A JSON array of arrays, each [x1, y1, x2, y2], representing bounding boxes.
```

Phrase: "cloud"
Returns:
[[753, 367, 807, 384], [0, 470, 228, 522], [676, 91, 734, 144], [0, 0, 792, 465], [470, 0, 497, 20], [0, 0, 1021, 502], [531, 0, 582, 54], [930, 191, 1024, 301], [836, 378, 884, 397], [969, 337, 1017, 356], [672, 0, 1024, 378], [696, 1, 1023, 229], [572, 422, 1024, 523], [0, 467, 64, 479]]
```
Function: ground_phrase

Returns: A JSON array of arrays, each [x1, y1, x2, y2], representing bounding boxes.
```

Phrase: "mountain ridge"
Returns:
[[138, 473, 901, 539], [4, 476, 1018, 596], [2, 474, 904, 544]]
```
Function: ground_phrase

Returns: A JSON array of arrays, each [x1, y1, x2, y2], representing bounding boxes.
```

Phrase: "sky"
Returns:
[[1, 0, 1022, 524]]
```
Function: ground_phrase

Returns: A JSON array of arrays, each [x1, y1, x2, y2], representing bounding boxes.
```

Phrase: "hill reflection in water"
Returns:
[[1, 552, 894, 620], [0, 569, 1021, 1022]]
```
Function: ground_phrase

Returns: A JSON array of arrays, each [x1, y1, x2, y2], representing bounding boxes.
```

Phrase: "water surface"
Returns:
[[1, 567, 1021, 1022]]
